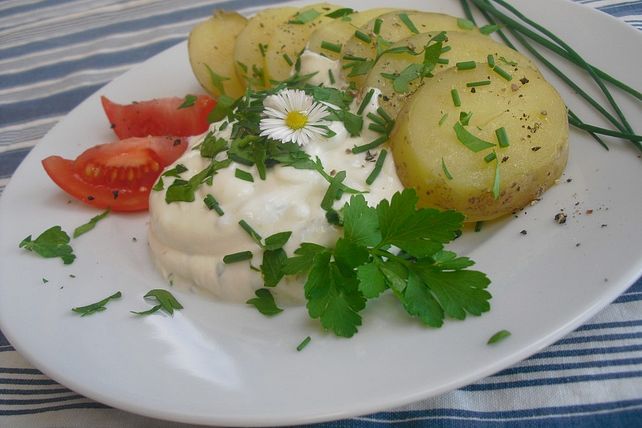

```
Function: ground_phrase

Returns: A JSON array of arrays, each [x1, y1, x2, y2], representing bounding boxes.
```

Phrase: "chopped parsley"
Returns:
[[72, 291, 122, 316], [131, 289, 183, 316], [453, 122, 495, 152], [246, 288, 283, 315], [178, 94, 197, 109], [325, 8, 354, 18], [19, 226, 76, 265], [288, 9, 320, 25], [73, 210, 109, 239]]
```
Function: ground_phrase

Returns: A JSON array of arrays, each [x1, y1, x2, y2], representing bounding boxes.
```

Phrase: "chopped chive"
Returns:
[[352, 135, 388, 154], [441, 157, 453, 180], [487, 329, 511, 345], [495, 127, 510, 147], [475, 221, 484, 232], [439, 113, 449, 126], [357, 88, 375, 115], [437, 58, 450, 64], [321, 40, 342, 53], [366, 112, 386, 126], [204, 194, 224, 215], [258, 43, 267, 57], [451, 88, 461, 106], [441, 45, 452, 54], [373, 18, 383, 34], [178, 94, 197, 109], [342, 54, 366, 61], [235, 168, 254, 182], [366, 149, 388, 185], [487, 54, 495, 67], [492, 64, 512, 81], [466, 80, 491, 87], [492, 152, 501, 199], [480, 24, 501, 35], [484, 152, 497, 163], [328, 69, 335, 84], [238, 219, 262, 244], [376, 107, 393, 124], [368, 123, 388, 134], [282, 53, 293, 66], [457, 17, 475, 30], [219, 121, 228, 131], [297, 336, 312, 351], [456, 61, 477, 70], [398, 13, 419, 34], [223, 251, 253, 264], [354, 30, 372, 44]]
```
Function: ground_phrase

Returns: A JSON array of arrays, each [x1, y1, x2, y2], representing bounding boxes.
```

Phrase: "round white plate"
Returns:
[[1, 0, 641, 426]]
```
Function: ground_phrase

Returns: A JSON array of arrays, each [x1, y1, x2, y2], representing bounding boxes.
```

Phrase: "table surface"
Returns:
[[1, 0, 641, 426]]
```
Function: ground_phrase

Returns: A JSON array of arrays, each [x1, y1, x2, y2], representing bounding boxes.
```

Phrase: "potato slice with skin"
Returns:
[[367, 31, 537, 119], [389, 64, 568, 222], [342, 11, 479, 87], [264, 3, 342, 83], [307, 8, 399, 60], [188, 10, 247, 98], [233, 7, 298, 89]]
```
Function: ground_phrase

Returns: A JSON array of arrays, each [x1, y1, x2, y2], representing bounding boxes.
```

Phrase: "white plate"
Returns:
[[1, 0, 641, 426]]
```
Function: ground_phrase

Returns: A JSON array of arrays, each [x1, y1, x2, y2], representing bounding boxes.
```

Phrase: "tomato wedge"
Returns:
[[42, 136, 187, 211], [101, 95, 217, 139]]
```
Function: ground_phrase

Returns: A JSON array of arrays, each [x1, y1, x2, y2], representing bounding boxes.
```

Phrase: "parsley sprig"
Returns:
[[282, 189, 491, 337]]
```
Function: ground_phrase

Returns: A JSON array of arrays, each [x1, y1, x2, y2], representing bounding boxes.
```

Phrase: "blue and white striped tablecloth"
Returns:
[[1, 1, 641, 426]]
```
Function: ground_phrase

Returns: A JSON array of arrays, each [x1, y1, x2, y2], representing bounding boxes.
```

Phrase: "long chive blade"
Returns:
[[366, 149, 388, 185]]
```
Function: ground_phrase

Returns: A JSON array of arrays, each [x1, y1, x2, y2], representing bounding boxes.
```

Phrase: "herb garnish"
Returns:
[[20, 226, 76, 264], [453, 122, 495, 152], [131, 289, 183, 316], [204, 194, 224, 215], [288, 9, 320, 25], [178, 94, 197, 109], [398, 13, 419, 34], [441, 158, 454, 180], [487, 329, 511, 344], [73, 210, 109, 238], [325, 8, 354, 18], [365, 149, 388, 185], [223, 251, 253, 264], [72, 291, 122, 316], [495, 127, 510, 147], [451, 88, 461, 107], [296, 336, 312, 351], [281, 189, 490, 337], [246, 288, 283, 315]]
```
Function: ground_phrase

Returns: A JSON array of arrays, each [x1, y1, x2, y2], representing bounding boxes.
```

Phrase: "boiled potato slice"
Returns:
[[342, 11, 477, 87], [307, 8, 399, 60], [233, 7, 298, 89], [367, 31, 537, 118], [264, 3, 342, 83], [188, 10, 247, 98], [389, 64, 568, 222]]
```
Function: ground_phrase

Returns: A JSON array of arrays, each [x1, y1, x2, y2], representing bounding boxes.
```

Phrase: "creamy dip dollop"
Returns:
[[149, 61, 403, 305]]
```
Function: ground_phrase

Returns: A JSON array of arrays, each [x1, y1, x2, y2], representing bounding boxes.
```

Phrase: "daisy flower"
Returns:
[[259, 89, 330, 145]]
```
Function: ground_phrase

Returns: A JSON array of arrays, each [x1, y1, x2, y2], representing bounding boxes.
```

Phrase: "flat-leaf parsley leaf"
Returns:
[[19, 226, 76, 264]]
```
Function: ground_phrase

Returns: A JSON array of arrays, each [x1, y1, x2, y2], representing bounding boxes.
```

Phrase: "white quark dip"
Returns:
[[148, 83, 403, 305]]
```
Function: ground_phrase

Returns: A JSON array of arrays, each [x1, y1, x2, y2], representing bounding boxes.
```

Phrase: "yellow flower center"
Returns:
[[285, 111, 308, 130]]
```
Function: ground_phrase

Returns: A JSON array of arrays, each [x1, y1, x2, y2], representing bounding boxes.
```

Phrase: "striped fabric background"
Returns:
[[1, 0, 641, 426]]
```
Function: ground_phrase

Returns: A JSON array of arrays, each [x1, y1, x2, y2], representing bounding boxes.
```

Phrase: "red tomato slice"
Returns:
[[101, 95, 216, 139], [42, 136, 187, 212]]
